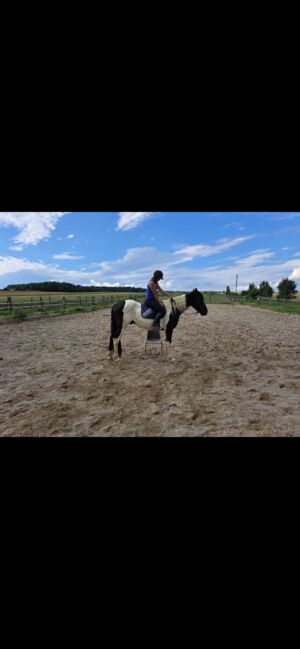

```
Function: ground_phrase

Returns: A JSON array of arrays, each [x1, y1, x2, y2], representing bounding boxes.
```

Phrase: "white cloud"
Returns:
[[269, 213, 300, 221], [0, 256, 58, 276], [1, 244, 299, 292], [89, 280, 121, 287], [223, 222, 245, 230], [234, 250, 275, 267], [174, 236, 255, 258], [116, 212, 158, 231], [67, 234, 75, 239], [0, 212, 70, 249], [53, 253, 84, 260], [289, 266, 300, 280]]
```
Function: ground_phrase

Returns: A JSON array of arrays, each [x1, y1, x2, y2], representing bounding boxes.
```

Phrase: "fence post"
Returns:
[[40, 297, 43, 310], [7, 297, 13, 311]]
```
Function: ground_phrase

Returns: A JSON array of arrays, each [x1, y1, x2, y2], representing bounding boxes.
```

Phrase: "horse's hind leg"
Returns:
[[107, 335, 114, 360], [107, 336, 122, 361], [107, 301, 126, 361], [113, 335, 122, 360]]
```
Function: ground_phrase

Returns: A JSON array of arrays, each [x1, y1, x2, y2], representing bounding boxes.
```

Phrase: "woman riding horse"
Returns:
[[107, 287, 208, 362], [144, 270, 172, 328]]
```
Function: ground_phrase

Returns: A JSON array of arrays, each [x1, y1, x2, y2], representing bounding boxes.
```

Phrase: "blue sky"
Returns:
[[0, 212, 300, 291]]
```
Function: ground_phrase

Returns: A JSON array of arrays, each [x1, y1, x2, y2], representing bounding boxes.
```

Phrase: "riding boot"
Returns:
[[152, 313, 161, 329]]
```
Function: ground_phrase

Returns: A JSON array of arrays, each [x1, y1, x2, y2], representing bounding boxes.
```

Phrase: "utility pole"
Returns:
[[235, 274, 238, 294]]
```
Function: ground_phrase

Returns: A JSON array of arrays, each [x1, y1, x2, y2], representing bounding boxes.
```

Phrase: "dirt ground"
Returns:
[[1, 304, 299, 436]]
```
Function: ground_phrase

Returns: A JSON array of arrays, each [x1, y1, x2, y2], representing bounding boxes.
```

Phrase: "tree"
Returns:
[[259, 281, 274, 298], [277, 278, 297, 300], [225, 286, 231, 295], [247, 282, 259, 299]]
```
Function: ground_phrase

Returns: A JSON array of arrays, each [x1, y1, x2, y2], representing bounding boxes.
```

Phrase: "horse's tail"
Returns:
[[108, 300, 126, 352]]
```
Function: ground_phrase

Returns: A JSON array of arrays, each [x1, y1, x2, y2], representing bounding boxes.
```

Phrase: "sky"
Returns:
[[0, 212, 300, 292]]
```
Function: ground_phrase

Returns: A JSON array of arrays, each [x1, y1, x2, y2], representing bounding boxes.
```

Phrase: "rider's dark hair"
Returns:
[[153, 270, 163, 281]]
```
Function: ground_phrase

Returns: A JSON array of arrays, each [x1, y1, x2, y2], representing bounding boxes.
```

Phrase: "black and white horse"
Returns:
[[107, 289, 208, 362]]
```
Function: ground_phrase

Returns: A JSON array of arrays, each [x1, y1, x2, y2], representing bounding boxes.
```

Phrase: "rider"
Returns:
[[144, 270, 172, 328]]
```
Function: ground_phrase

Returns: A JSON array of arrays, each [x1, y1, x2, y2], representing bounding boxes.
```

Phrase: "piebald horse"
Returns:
[[107, 289, 208, 362]]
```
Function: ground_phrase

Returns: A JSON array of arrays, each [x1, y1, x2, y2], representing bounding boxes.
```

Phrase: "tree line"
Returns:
[[3, 282, 145, 293], [225, 278, 297, 300]]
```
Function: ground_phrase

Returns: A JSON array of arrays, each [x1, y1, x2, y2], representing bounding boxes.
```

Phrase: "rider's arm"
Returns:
[[157, 284, 172, 299]]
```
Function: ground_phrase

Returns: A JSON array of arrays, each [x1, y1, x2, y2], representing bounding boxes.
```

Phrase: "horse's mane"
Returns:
[[165, 294, 186, 314]]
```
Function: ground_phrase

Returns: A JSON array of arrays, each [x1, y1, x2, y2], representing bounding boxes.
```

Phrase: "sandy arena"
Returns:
[[1, 304, 299, 436]]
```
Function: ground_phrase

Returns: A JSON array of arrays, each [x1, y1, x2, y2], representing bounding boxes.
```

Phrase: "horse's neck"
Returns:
[[167, 294, 187, 314]]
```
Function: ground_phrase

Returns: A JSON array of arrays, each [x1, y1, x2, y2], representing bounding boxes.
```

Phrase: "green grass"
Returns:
[[11, 308, 28, 321], [1, 289, 298, 323], [0, 291, 146, 323], [238, 299, 300, 315]]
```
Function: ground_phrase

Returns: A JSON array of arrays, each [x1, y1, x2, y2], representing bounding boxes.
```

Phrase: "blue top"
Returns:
[[146, 282, 158, 300]]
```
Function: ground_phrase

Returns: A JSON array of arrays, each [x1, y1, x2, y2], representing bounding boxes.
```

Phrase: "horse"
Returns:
[[107, 288, 208, 362]]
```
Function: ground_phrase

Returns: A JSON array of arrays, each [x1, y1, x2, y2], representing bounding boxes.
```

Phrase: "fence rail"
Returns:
[[0, 292, 233, 312], [0, 294, 145, 313]]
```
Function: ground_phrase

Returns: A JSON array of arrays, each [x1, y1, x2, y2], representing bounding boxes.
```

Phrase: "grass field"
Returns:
[[0, 291, 146, 322], [0, 290, 146, 302], [238, 298, 300, 315]]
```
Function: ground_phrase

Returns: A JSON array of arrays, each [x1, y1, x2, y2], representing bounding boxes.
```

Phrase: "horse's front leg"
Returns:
[[165, 324, 176, 362], [113, 335, 122, 361]]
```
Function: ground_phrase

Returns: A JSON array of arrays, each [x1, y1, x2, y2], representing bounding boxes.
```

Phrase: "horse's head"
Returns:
[[187, 289, 208, 316]]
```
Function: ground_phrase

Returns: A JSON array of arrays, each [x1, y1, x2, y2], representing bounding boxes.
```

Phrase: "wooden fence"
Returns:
[[0, 294, 145, 314]]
